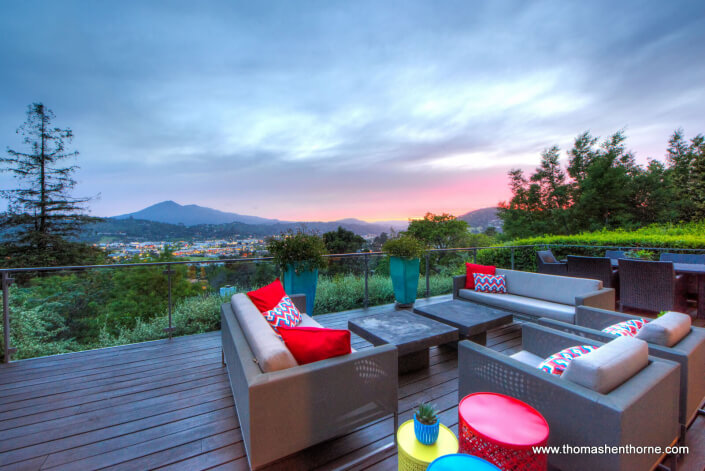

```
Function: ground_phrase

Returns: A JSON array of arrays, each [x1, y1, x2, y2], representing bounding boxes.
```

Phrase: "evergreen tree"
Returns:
[[1, 103, 101, 267]]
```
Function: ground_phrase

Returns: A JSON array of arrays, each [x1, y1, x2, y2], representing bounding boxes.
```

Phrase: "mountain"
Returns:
[[458, 207, 502, 231], [114, 200, 284, 226]]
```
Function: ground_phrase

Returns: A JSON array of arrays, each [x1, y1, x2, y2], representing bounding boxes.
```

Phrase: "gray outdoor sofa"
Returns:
[[453, 268, 615, 323], [459, 323, 680, 471], [539, 305, 705, 439], [221, 293, 398, 469]]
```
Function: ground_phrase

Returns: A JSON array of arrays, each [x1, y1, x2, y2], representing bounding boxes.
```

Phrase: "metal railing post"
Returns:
[[163, 267, 175, 339], [425, 253, 430, 298], [2, 272, 16, 363], [363, 254, 369, 309], [473, 248, 477, 264], [511, 247, 515, 270]]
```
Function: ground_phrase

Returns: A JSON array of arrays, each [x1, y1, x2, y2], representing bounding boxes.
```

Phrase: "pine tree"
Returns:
[[1, 103, 101, 267]]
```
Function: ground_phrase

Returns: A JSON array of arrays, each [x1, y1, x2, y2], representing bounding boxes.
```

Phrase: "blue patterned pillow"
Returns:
[[537, 345, 599, 375], [473, 273, 507, 293], [602, 319, 647, 337], [262, 296, 302, 331]]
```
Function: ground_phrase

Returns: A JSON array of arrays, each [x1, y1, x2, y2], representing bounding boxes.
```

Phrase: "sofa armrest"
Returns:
[[247, 345, 398, 469], [575, 305, 637, 330], [576, 288, 615, 311], [453, 275, 466, 298], [538, 317, 616, 344], [289, 293, 306, 314], [522, 323, 605, 358]]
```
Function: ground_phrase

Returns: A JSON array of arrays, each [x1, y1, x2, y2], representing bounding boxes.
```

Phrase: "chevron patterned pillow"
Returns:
[[473, 273, 507, 293], [602, 319, 647, 337], [537, 345, 599, 375], [262, 295, 303, 331]]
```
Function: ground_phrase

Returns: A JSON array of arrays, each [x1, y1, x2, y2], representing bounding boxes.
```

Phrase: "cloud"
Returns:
[[0, 0, 703, 219]]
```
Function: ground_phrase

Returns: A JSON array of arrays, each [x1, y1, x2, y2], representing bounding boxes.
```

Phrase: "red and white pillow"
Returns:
[[473, 273, 507, 293], [465, 263, 496, 289], [261, 295, 302, 331], [602, 319, 647, 337], [537, 345, 599, 375]]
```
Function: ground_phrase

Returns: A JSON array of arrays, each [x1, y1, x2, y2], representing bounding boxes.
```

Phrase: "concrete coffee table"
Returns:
[[348, 311, 458, 374], [413, 300, 513, 345]]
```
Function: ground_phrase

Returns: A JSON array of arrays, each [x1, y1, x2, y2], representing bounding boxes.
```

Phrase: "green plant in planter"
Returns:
[[267, 231, 328, 314], [267, 231, 328, 273], [383, 235, 426, 306], [415, 402, 438, 425], [413, 401, 440, 445], [382, 235, 426, 260]]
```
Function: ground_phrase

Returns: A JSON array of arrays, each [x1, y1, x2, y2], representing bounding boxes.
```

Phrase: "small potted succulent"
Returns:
[[413, 401, 439, 445], [267, 230, 327, 315], [382, 234, 426, 307]]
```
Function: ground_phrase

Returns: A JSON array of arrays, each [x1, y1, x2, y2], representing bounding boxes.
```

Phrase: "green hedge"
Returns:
[[478, 222, 705, 272]]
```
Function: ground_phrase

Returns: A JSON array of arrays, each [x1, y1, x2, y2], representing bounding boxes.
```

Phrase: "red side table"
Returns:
[[459, 392, 549, 471]]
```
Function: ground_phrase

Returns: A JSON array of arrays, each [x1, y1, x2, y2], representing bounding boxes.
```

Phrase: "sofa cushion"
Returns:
[[561, 336, 649, 394], [602, 319, 647, 337], [298, 313, 324, 328], [230, 293, 298, 373], [635, 311, 691, 347], [262, 296, 302, 331], [458, 289, 575, 323], [473, 274, 507, 293], [509, 350, 545, 368], [496, 269, 602, 306], [247, 279, 286, 312], [465, 263, 496, 289], [537, 345, 599, 375], [278, 326, 352, 365]]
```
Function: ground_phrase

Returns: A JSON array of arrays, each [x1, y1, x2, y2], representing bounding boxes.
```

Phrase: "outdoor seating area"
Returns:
[[536, 249, 705, 317], [1, 293, 704, 470]]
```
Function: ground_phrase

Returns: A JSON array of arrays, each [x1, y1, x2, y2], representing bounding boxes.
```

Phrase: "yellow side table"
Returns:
[[397, 420, 458, 471]]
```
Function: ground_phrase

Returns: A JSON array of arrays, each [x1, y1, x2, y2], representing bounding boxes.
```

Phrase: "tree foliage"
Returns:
[[405, 213, 471, 249], [322, 226, 365, 254], [499, 129, 705, 238], [1, 103, 102, 267]]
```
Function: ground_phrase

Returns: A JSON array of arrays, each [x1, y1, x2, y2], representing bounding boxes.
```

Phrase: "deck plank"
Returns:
[[0, 297, 702, 471]]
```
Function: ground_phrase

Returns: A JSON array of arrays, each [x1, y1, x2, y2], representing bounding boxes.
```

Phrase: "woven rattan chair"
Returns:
[[618, 259, 687, 313], [458, 323, 680, 471], [566, 255, 619, 291], [536, 250, 567, 275], [539, 305, 705, 441], [661, 253, 705, 298]]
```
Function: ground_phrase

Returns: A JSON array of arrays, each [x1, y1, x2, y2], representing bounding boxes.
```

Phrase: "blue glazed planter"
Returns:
[[283, 264, 318, 315], [389, 256, 420, 306], [413, 414, 439, 445]]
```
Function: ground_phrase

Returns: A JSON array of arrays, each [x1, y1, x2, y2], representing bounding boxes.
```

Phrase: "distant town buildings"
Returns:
[[99, 238, 267, 260]]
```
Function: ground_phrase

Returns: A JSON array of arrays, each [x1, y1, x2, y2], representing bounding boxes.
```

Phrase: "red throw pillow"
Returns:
[[465, 263, 496, 289], [277, 326, 352, 365], [247, 279, 287, 312]]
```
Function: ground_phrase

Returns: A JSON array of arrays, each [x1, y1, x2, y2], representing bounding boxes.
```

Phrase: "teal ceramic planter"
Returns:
[[389, 256, 420, 306], [283, 264, 318, 315]]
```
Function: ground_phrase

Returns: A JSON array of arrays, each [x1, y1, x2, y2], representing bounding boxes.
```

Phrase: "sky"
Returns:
[[1, 1, 704, 222]]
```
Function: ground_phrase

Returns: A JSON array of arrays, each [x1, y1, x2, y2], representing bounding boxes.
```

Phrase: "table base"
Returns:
[[459, 421, 547, 471], [399, 349, 429, 374]]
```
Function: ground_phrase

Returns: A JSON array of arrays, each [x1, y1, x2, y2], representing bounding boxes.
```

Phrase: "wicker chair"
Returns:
[[458, 323, 680, 471], [536, 250, 567, 275], [566, 255, 619, 291], [618, 259, 687, 313], [538, 305, 705, 440], [661, 253, 705, 297], [605, 249, 626, 260]]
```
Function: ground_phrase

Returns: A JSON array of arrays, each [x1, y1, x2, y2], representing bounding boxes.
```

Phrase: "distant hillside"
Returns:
[[81, 216, 397, 242], [458, 207, 502, 231], [114, 200, 284, 226]]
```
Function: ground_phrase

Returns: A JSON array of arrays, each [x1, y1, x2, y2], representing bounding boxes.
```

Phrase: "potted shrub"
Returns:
[[382, 234, 426, 307], [413, 402, 439, 445], [267, 231, 327, 315]]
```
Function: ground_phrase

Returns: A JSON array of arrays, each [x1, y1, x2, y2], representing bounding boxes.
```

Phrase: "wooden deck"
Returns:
[[0, 296, 703, 471]]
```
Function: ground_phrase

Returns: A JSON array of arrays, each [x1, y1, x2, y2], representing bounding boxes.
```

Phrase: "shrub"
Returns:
[[382, 235, 426, 259], [267, 231, 327, 272]]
